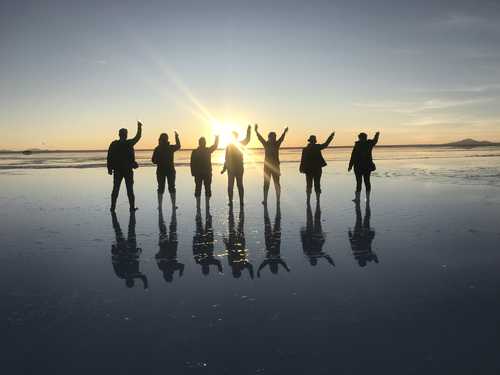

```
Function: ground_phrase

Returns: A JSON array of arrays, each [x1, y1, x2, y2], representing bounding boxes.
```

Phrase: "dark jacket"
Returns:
[[107, 127, 142, 173], [349, 133, 379, 173], [190, 138, 219, 177], [299, 134, 334, 174], [152, 134, 180, 174]]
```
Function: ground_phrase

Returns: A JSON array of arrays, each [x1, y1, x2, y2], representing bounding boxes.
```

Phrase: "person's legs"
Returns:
[[353, 171, 362, 202], [313, 170, 322, 202], [272, 172, 281, 203], [111, 171, 123, 211], [194, 176, 202, 208], [124, 170, 135, 211], [263, 169, 271, 204], [306, 173, 313, 203], [236, 172, 244, 206], [204, 175, 212, 213], [157, 171, 166, 209], [227, 173, 235, 205], [167, 172, 176, 208], [363, 172, 371, 201]]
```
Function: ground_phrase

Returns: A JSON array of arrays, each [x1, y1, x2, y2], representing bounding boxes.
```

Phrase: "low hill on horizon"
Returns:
[[443, 138, 498, 147]]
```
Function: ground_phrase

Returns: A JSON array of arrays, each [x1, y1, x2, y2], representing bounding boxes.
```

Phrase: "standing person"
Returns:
[[254, 124, 288, 205], [152, 131, 181, 209], [107, 121, 142, 212], [348, 132, 380, 202], [221, 125, 251, 207], [190, 135, 219, 211], [299, 132, 335, 204]]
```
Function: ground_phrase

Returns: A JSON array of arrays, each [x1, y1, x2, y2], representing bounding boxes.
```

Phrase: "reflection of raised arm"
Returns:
[[208, 135, 219, 153], [254, 124, 265, 145], [279, 259, 291, 272], [240, 125, 251, 146], [323, 254, 335, 267], [173, 131, 181, 151], [137, 274, 148, 289], [257, 260, 269, 277], [130, 121, 143, 145], [320, 132, 335, 150], [277, 127, 289, 146], [372, 131, 380, 145]]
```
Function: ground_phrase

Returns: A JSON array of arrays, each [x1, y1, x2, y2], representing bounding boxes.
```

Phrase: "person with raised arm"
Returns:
[[190, 135, 219, 211], [152, 131, 181, 210], [348, 131, 380, 202], [299, 131, 335, 205], [221, 125, 251, 207], [254, 124, 288, 205], [107, 121, 142, 212]]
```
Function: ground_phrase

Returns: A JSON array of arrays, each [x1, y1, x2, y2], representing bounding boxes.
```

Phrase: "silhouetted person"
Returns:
[[299, 132, 335, 204], [300, 202, 335, 267], [152, 131, 181, 209], [190, 135, 219, 211], [155, 207, 184, 283], [349, 201, 378, 267], [348, 131, 380, 202], [223, 206, 254, 279], [255, 124, 288, 205], [221, 125, 251, 207], [107, 121, 143, 212], [192, 205, 222, 276], [257, 205, 290, 277], [110, 211, 148, 289]]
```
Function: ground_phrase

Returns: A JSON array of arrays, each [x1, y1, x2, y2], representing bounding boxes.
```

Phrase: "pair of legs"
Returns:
[[353, 170, 371, 202], [111, 169, 135, 211], [157, 170, 176, 208], [305, 170, 322, 204], [227, 171, 244, 206], [194, 174, 212, 211], [263, 168, 281, 205]]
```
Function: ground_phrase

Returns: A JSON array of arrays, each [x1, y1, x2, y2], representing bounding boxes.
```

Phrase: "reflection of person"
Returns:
[[193, 206, 222, 276], [348, 201, 378, 267], [156, 207, 184, 283], [190, 135, 219, 211], [254, 124, 288, 205], [221, 126, 251, 207], [224, 207, 254, 279], [299, 132, 335, 205], [300, 202, 335, 267], [111, 211, 148, 289], [348, 132, 380, 202], [107, 121, 142, 212], [152, 131, 181, 209], [257, 205, 289, 277]]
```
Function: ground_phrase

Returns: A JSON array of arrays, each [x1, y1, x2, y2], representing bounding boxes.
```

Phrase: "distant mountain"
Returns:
[[443, 138, 497, 147]]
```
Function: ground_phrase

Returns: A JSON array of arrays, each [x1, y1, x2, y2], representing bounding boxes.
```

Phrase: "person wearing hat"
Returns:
[[299, 131, 335, 204], [348, 131, 380, 202]]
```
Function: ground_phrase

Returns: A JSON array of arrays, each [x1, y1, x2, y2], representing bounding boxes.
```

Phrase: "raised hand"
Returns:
[[254, 124, 258, 131], [137, 121, 143, 128]]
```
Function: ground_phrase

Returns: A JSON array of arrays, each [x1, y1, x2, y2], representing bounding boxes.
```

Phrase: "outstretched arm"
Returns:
[[208, 135, 220, 153], [372, 131, 380, 146], [320, 132, 335, 150], [130, 121, 143, 145], [240, 125, 251, 146], [277, 127, 289, 146], [173, 131, 181, 151], [254, 124, 266, 145]]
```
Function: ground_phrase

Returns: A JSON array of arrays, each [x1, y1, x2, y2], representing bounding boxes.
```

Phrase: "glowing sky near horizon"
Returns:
[[1, 0, 500, 150]]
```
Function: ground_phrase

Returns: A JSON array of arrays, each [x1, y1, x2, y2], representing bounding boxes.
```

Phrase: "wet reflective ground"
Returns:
[[2, 159, 500, 374]]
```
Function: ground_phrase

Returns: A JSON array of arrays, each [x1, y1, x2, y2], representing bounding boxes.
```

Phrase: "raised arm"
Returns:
[[129, 121, 143, 145], [320, 132, 335, 150], [372, 131, 380, 146], [208, 135, 219, 153], [240, 125, 251, 146], [173, 131, 181, 151], [277, 127, 288, 146], [254, 124, 266, 145]]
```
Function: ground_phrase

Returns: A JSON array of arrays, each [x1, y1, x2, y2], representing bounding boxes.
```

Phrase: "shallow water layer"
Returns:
[[2, 156, 500, 374]]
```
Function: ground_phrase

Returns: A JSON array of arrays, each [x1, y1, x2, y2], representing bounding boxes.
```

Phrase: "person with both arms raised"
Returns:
[[152, 131, 181, 209], [190, 135, 219, 212], [107, 121, 143, 212]]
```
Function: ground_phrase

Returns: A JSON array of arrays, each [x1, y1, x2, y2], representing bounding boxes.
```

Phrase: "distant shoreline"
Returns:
[[2, 143, 500, 154]]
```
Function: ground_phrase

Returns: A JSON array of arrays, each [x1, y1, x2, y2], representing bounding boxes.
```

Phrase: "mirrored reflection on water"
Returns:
[[349, 201, 378, 267]]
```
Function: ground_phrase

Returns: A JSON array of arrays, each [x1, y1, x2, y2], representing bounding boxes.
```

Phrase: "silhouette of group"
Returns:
[[106, 121, 380, 211]]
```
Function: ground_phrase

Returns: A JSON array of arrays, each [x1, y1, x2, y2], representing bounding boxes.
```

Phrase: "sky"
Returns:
[[1, 0, 500, 150]]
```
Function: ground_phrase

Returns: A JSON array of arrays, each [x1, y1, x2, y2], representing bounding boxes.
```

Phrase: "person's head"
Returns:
[[163, 272, 173, 282], [232, 131, 239, 140], [159, 133, 168, 145], [119, 128, 128, 141], [198, 137, 207, 148], [268, 132, 277, 142], [358, 132, 368, 141], [308, 135, 317, 144], [310, 257, 318, 266], [125, 278, 134, 288]]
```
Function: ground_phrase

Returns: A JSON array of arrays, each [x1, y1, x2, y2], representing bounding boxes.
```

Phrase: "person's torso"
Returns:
[[353, 141, 374, 165], [302, 144, 325, 171], [191, 148, 213, 175], [226, 144, 244, 171], [264, 142, 280, 166], [155, 144, 176, 172], [111, 140, 135, 170]]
